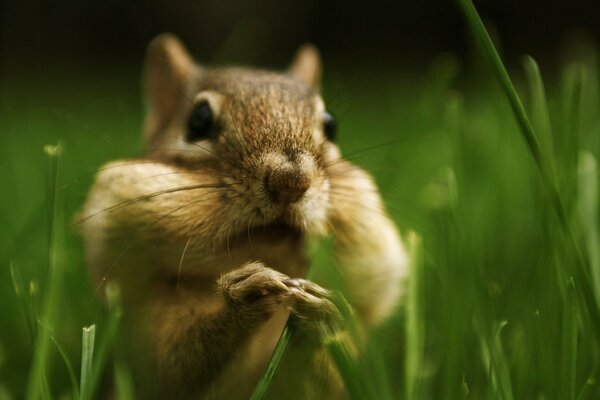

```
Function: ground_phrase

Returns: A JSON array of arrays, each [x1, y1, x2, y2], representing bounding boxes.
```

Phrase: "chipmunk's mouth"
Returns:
[[266, 203, 326, 233], [244, 179, 329, 237], [257, 220, 304, 241]]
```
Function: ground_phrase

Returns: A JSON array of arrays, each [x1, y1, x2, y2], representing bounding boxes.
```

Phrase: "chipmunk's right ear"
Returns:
[[288, 44, 321, 90], [143, 33, 197, 142]]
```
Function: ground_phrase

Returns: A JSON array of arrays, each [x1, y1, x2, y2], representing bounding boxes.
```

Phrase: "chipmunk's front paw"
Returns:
[[218, 263, 343, 334], [285, 279, 344, 336], [218, 262, 292, 323]]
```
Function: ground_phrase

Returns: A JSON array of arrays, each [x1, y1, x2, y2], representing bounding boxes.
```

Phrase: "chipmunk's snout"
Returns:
[[265, 168, 311, 204], [261, 152, 315, 206]]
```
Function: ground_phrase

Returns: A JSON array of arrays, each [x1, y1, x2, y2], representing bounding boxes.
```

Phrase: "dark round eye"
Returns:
[[323, 111, 337, 141], [186, 102, 216, 142]]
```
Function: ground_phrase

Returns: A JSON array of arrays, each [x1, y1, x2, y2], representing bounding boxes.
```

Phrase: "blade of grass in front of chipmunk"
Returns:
[[249, 326, 293, 400], [25, 143, 63, 400], [251, 290, 369, 400], [457, 0, 600, 345], [80, 325, 96, 400], [250, 264, 329, 400]]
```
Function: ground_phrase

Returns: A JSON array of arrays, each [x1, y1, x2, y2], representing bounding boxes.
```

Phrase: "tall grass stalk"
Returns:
[[25, 144, 63, 400], [80, 325, 96, 400], [9, 262, 37, 342], [457, 0, 600, 345], [478, 321, 513, 400], [404, 232, 424, 400], [578, 152, 600, 306], [562, 278, 579, 400]]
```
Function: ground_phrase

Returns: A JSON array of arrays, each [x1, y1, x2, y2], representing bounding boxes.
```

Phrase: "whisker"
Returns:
[[62, 160, 160, 189], [182, 93, 196, 106], [127, 170, 245, 186], [176, 237, 193, 290], [325, 139, 415, 167], [61, 148, 244, 190], [326, 188, 406, 219], [328, 183, 380, 194], [73, 183, 228, 227]]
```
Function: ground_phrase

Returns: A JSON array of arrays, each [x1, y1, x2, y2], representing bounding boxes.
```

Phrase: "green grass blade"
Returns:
[[324, 330, 373, 400], [250, 266, 331, 399], [578, 152, 600, 306], [50, 336, 79, 400], [456, 0, 542, 169], [249, 326, 293, 400], [323, 291, 377, 400], [25, 143, 63, 400], [554, 65, 585, 214], [250, 291, 369, 400], [522, 55, 556, 178], [405, 231, 424, 400], [9, 262, 36, 341], [111, 287, 135, 399], [562, 278, 579, 400], [492, 321, 514, 400], [80, 325, 96, 400], [478, 321, 514, 400], [113, 358, 135, 400], [83, 283, 124, 400], [577, 364, 600, 400]]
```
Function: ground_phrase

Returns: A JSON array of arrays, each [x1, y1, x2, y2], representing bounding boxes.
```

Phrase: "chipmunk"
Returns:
[[79, 33, 408, 399]]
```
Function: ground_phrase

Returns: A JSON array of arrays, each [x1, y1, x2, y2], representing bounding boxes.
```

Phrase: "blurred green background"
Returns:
[[2, 0, 600, 399]]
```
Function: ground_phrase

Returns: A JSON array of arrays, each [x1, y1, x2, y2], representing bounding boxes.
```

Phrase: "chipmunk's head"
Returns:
[[142, 34, 341, 235]]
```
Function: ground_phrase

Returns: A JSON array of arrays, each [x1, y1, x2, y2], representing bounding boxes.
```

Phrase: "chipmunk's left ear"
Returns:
[[143, 33, 197, 143], [288, 44, 321, 90]]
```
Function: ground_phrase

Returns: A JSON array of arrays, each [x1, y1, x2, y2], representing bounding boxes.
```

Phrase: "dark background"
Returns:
[[2, 0, 600, 76]]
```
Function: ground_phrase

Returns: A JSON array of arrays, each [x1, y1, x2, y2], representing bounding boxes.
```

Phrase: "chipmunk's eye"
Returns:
[[323, 111, 337, 141], [186, 102, 216, 142]]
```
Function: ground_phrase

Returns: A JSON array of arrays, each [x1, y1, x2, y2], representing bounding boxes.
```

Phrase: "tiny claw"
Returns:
[[284, 278, 303, 288]]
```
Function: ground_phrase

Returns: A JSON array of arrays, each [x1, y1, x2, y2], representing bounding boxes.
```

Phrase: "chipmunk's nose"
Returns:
[[264, 167, 311, 205]]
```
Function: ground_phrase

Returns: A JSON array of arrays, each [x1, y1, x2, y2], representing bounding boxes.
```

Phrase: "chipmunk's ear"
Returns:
[[288, 44, 321, 90], [143, 33, 197, 142]]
